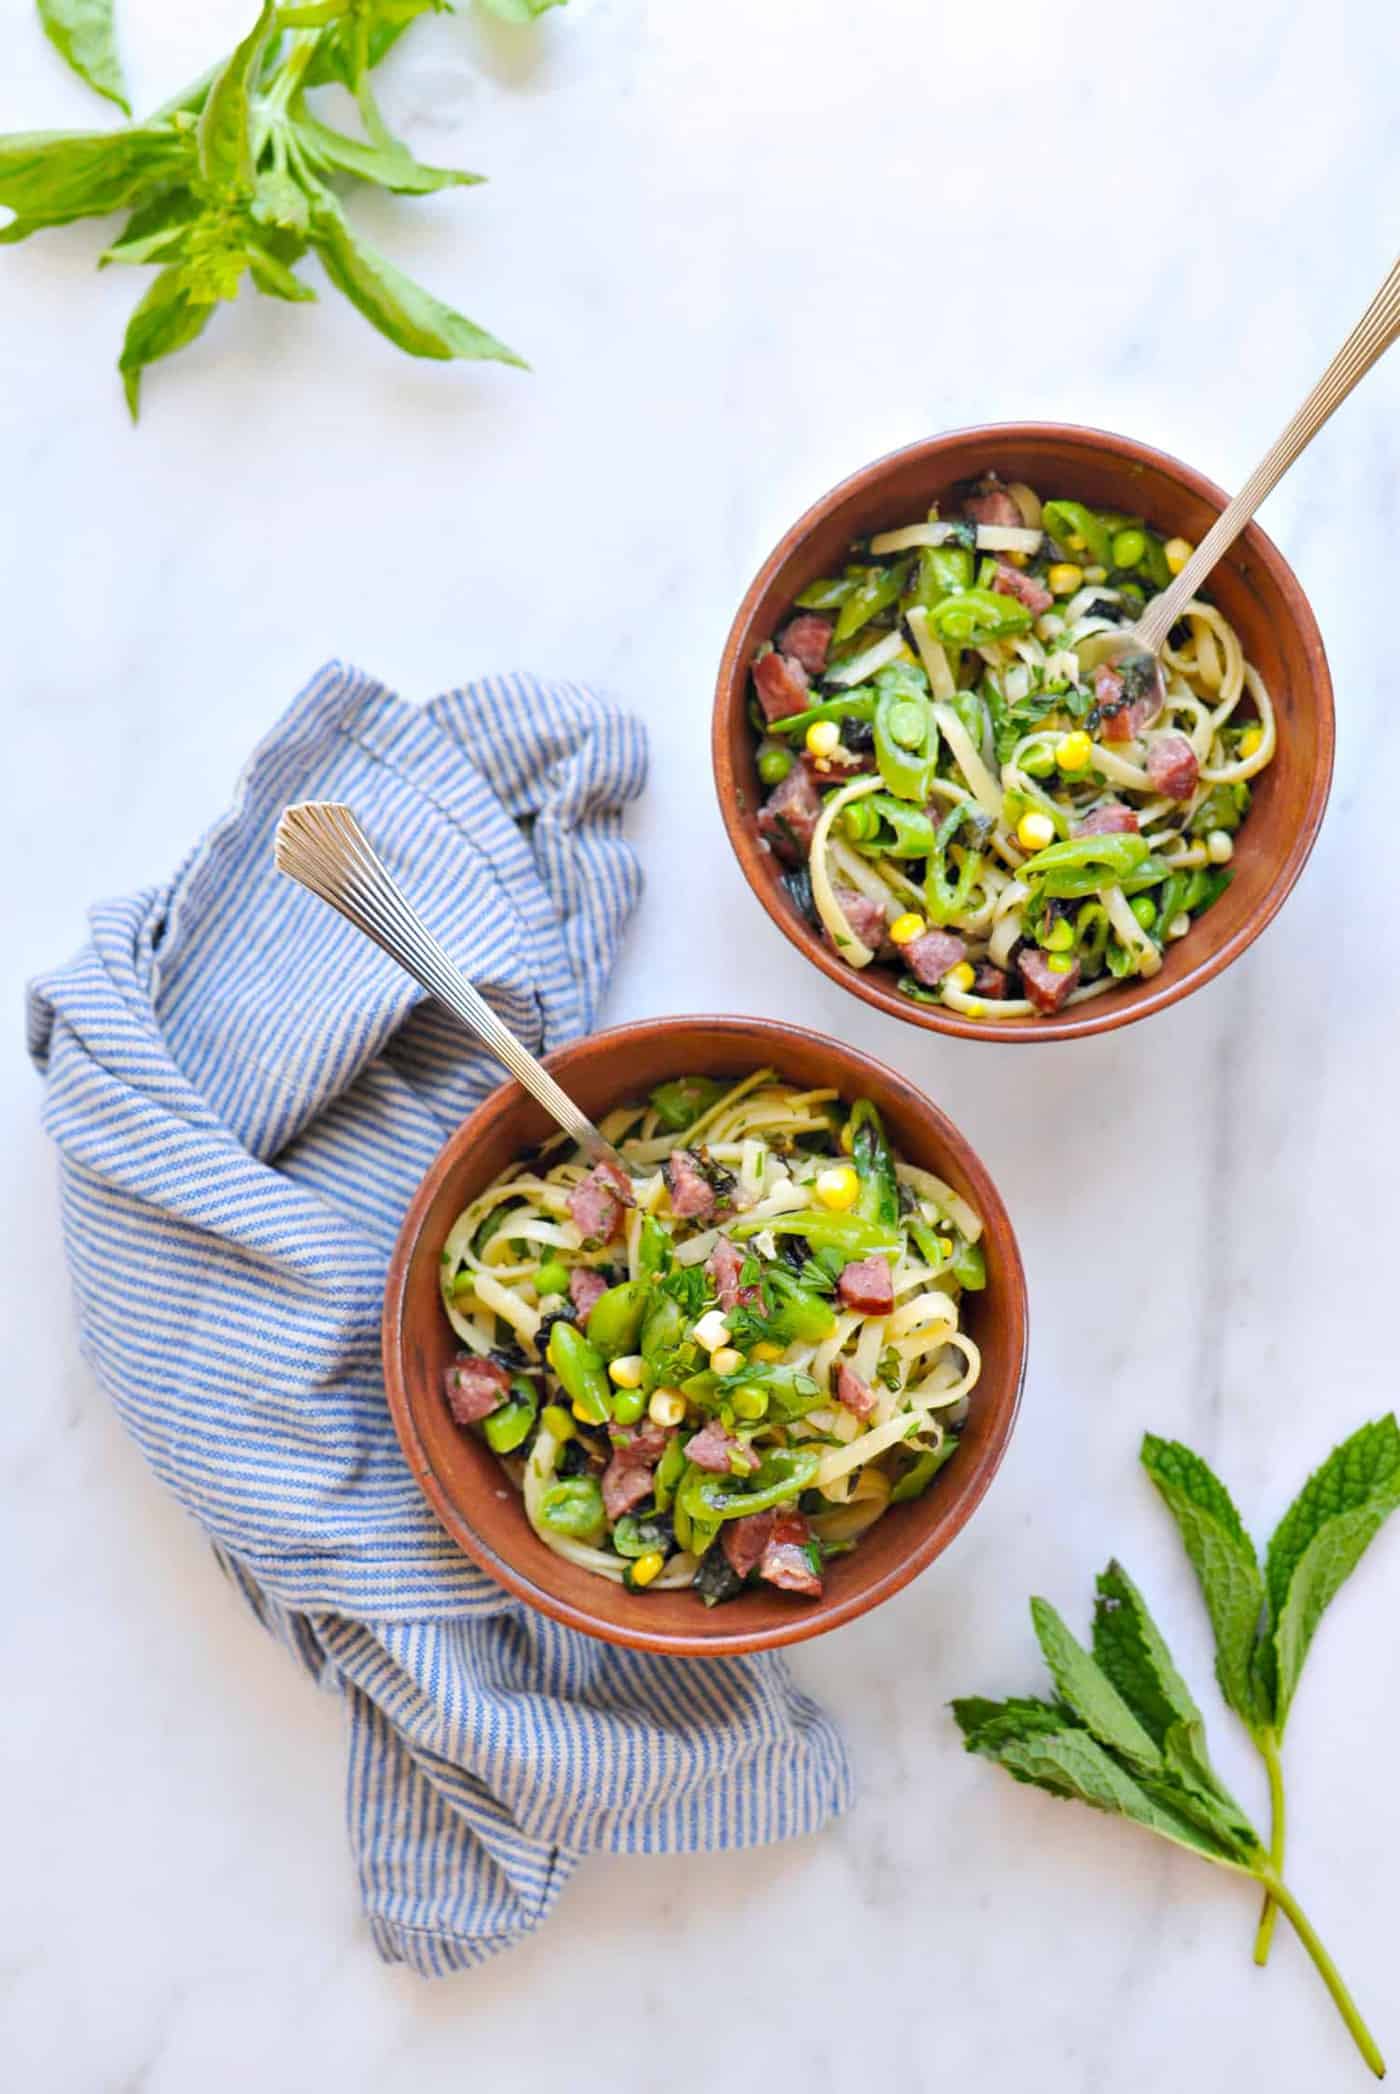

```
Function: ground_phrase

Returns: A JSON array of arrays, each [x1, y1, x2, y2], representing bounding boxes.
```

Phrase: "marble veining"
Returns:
[[3, 0, 1399, 2087]]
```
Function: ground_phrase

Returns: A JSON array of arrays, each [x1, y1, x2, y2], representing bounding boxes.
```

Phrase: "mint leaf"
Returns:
[[37, 0, 130, 114], [1140, 1434, 1269, 1734], [1263, 1416, 1400, 1729], [993, 1727, 1241, 1864], [1092, 1557, 1203, 1744], [950, 1696, 1065, 1754], [1029, 1596, 1162, 1774]]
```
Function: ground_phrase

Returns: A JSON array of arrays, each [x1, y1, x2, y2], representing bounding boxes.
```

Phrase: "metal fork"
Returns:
[[273, 800, 629, 1175]]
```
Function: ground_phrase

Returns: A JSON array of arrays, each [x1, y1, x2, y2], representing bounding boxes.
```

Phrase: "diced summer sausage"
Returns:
[[568, 1159, 634, 1246], [800, 744, 878, 784], [708, 1236, 761, 1314], [600, 1422, 669, 1521], [684, 1420, 758, 1474], [1075, 800, 1139, 837], [753, 650, 810, 723], [961, 472, 1022, 530], [779, 614, 833, 676], [992, 560, 1052, 615], [443, 1354, 511, 1426], [904, 928, 967, 986], [760, 1510, 822, 1597], [836, 1362, 877, 1418], [1095, 662, 1159, 742], [830, 887, 889, 955], [1146, 734, 1200, 801], [666, 1148, 716, 1222], [722, 1508, 777, 1579], [973, 963, 1009, 999], [838, 1257, 894, 1315], [1018, 948, 1082, 1013], [608, 1422, 669, 1468], [568, 1267, 608, 1319], [757, 761, 822, 864]]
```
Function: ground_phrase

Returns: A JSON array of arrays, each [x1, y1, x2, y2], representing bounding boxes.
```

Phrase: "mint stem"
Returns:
[[1262, 1870, 1386, 2078], [1254, 1729, 1286, 1965]]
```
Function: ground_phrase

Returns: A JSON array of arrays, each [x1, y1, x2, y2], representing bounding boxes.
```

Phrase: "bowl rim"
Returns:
[[382, 1013, 1029, 1657], [712, 420, 1336, 1044]]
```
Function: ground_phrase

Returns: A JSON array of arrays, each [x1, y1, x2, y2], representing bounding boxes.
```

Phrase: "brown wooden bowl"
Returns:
[[713, 423, 1335, 1042], [383, 1015, 1027, 1656]]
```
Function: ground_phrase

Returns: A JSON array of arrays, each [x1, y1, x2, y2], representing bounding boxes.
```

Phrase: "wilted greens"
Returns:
[[4, 0, 568, 416]]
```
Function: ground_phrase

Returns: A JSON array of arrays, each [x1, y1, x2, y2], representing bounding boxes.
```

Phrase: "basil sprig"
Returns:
[[5, 0, 565, 415]]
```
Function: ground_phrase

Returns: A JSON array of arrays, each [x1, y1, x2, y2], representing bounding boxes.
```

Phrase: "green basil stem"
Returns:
[[1254, 1728, 1287, 1966], [1256, 1869, 1385, 2080]]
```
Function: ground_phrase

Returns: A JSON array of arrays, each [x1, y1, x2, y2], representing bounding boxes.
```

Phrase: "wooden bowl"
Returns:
[[382, 1016, 1027, 1656], [713, 423, 1335, 1042]]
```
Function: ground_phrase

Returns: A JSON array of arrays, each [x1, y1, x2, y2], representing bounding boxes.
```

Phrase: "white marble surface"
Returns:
[[4, 0, 1400, 2086]]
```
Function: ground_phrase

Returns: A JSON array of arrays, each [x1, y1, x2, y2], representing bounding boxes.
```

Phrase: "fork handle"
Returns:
[[1136, 251, 1400, 653]]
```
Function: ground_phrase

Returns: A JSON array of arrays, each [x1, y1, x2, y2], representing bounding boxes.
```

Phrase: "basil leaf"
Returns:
[[1091, 1557, 1203, 1746], [117, 264, 216, 419], [309, 198, 525, 366], [246, 240, 316, 301], [197, 0, 277, 195], [37, 0, 130, 115], [1140, 1433, 1270, 1736], [0, 126, 188, 236], [1029, 1596, 1162, 1774], [251, 168, 311, 236], [290, 112, 483, 194], [1263, 1415, 1400, 1730], [100, 189, 200, 268]]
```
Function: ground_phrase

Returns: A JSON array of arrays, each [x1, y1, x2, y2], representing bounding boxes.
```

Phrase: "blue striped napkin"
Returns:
[[26, 661, 852, 1974]]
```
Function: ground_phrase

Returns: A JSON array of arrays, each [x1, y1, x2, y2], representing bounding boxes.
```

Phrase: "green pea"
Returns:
[[1131, 894, 1158, 929], [546, 1320, 611, 1424], [535, 1259, 570, 1299], [586, 1280, 649, 1361], [538, 1477, 606, 1542], [757, 744, 793, 786], [841, 801, 881, 842], [1021, 744, 1056, 779], [1111, 527, 1148, 570], [887, 698, 927, 750], [610, 1385, 646, 1426]]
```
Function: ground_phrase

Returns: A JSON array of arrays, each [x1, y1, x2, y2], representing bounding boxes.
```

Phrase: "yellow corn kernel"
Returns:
[[749, 1341, 785, 1364], [1164, 536, 1194, 576], [710, 1345, 744, 1377], [945, 962, 975, 993], [1057, 730, 1093, 772], [648, 1387, 686, 1427], [839, 1121, 855, 1153], [540, 1403, 575, 1441], [814, 1164, 860, 1211], [607, 1353, 646, 1389], [1239, 725, 1263, 759], [805, 719, 840, 759], [888, 911, 926, 947], [629, 1551, 665, 1588], [1005, 550, 1028, 568], [1047, 562, 1083, 597], [1166, 913, 1191, 941], [692, 1308, 731, 1353], [964, 999, 985, 1018], [1016, 810, 1056, 853], [1206, 829, 1234, 866], [1083, 564, 1107, 585]]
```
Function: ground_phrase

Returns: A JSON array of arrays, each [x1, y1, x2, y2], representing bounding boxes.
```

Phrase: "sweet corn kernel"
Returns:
[[1016, 810, 1056, 852], [540, 1403, 574, 1441], [888, 911, 927, 947], [814, 1164, 860, 1211], [1083, 564, 1107, 585], [937, 1237, 954, 1260], [805, 719, 841, 759], [839, 1121, 855, 1153], [945, 961, 975, 992], [1166, 913, 1191, 941], [1164, 536, 1194, 576], [607, 1353, 646, 1389], [749, 1341, 785, 1364], [1005, 550, 1028, 568], [692, 1309, 731, 1353], [1239, 726, 1263, 759], [629, 1551, 665, 1588], [1047, 562, 1083, 597], [1206, 829, 1235, 866], [710, 1346, 744, 1377], [1057, 730, 1093, 772], [965, 999, 985, 1018], [648, 1387, 687, 1427]]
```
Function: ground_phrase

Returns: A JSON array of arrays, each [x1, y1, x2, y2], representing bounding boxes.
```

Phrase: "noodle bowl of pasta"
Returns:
[[714, 425, 1334, 1040], [383, 1016, 1026, 1655]]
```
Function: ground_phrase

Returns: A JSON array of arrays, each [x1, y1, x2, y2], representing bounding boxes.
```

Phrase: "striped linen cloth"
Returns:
[[26, 661, 852, 1974]]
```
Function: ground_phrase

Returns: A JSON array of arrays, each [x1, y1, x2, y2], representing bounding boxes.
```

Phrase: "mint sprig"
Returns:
[[1142, 1419, 1400, 1963]]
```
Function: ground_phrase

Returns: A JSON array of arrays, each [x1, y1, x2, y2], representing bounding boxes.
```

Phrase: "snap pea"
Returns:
[[546, 1319, 612, 1424], [845, 792, 937, 859], [538, 1476, 607, 1542], [731, 1209, 901, 1262], [612, 1511, 673, 1559], [952, 1238, 986, 1291], [482, 1376, 539, 1454], [652, 1433, 686, 1514], [1041, 500, 1112, 569], [889, 1438, 958, 1503], [1184, 867, 1233, 915], [586, 1280, 650, 1361], [649, 1075, 726, 1131], [908, 1216, 951, 1272], [1130, 894, 1158, 930], [640, 1291, 690, 1376], [762, 1278, 837, 1347], [833, 560, 910, 645], [637, 1215, 672, 1280], [765, 692, 877, 738], [874, 676, 939, 803], [675, 1446, 821, 1525], [848, 1098, 899, 1231], [926, 800, 989, 927], [794, 571, 863, 611], [1019, 831, 1151, 891], [926, 587, 1032, 649], [1188, 782, 1250, 837], [1074, 901, 1111, 967], [911, 543, 973, 609]]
